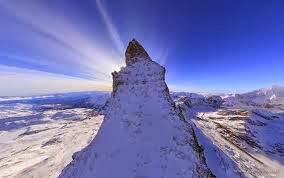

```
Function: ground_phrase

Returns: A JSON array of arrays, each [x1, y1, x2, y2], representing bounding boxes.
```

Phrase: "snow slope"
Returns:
[[0, 102, 104, 178], [59, 39, 214, 178], [178, 88, 284, 178]]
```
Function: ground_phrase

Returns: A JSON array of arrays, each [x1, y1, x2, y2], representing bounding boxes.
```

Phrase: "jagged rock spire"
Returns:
[[125, 39, 151, 66], [59, 38, 215, 178]]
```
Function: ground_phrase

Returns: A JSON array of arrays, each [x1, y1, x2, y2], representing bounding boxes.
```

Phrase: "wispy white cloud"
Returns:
[[0, 1, 123, 78], [0, 1, 125, 96], [0, 65, 111, 97], [157, 47, 170, 66], [95, 0, 125, 54]]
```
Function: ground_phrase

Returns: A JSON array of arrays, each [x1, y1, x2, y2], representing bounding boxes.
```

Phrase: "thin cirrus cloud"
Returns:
[[0, 65, 111, 97], [1, 1, 123, 78], [0, 1, 176, 96], [94, 0, 170, 66], [95, 0, 125, 54], [0, 0, 126, 96]]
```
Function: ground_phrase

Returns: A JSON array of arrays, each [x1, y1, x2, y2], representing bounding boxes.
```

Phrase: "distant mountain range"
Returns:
[[222, 85, 284, 108]]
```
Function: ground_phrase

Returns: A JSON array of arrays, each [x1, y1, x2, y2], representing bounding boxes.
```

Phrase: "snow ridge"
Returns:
[[58, 39, 214, 178]]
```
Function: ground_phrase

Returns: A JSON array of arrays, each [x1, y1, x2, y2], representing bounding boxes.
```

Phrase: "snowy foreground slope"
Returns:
[[59, 39, 214, 178], [176, 87, 284, 178], [1, 89, 282, 178], [0, 93, 106, 178]]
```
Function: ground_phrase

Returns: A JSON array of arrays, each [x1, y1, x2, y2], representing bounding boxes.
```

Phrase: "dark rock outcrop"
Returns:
[[125, 39, 151, 66]]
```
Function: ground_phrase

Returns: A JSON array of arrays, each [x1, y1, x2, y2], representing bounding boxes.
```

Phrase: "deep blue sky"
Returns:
[[0, 0, 284, 96]]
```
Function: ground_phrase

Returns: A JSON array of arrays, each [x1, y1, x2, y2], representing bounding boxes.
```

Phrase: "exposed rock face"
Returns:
[[207, 95, 223, 107], [112, 39, 169, 97], [59, 39, 214, 178], [172, 93, 223, 108], [125, 39, 151, 66]]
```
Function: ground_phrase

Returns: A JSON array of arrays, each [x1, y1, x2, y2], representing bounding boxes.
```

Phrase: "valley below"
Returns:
[[0, 87, 283, 178], [0, 94, 105, 178]]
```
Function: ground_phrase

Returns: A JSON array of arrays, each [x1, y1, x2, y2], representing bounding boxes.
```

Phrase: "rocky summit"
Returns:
[[125, 38, 151, 66], [112, 39, 168, 97], [58, 39, 214, 178]]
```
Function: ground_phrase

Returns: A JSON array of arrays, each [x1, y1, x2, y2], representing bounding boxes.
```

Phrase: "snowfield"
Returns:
[[1, 89, 283, 178], [0, 94, 105, 178], [176, 87, 284, 178]]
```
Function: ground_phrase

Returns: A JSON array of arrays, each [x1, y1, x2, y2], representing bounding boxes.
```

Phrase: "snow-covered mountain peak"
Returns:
[[112, 39, 169, 98], [111, 57, 169, 98], [258, 85, 284, 97], [222, 85, 284, 107], [59, 40, 214, 178], [125, 38, 151, 66]]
